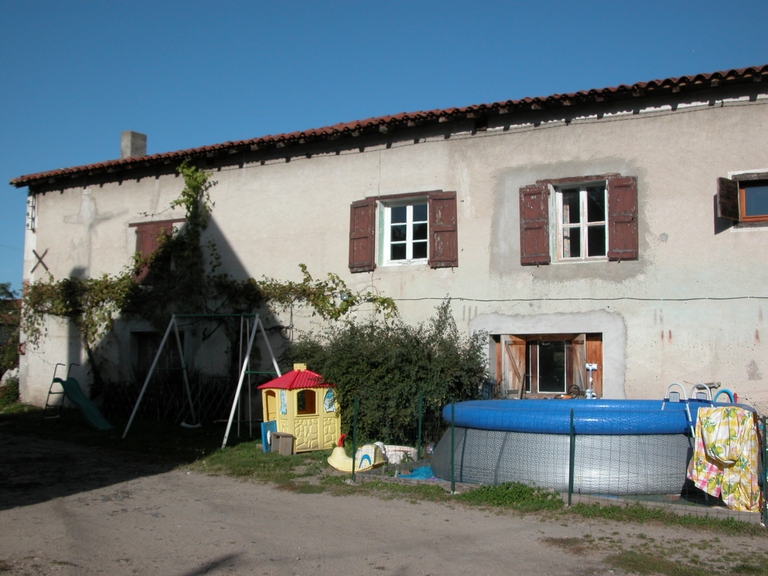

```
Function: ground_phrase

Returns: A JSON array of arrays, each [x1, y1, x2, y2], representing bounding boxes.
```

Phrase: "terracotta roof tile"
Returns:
[[10, 64, 767, 188]]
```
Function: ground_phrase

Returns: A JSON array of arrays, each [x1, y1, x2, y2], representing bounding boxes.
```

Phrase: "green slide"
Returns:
[[53, 377, 114, 431]]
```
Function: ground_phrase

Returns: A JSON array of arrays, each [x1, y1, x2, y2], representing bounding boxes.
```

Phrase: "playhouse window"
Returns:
[[296, 390, 317, 415]]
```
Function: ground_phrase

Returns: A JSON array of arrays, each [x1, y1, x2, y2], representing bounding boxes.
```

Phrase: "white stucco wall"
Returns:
[[20, 93, 768, 406]]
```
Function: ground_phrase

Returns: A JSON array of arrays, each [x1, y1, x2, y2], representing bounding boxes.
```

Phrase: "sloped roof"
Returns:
[[257, 368, 334, 390], [10, 64, 767, 188]]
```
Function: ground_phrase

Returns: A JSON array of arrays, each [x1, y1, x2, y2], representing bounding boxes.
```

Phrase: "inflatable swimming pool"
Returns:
[[430, 398, 744, 495]]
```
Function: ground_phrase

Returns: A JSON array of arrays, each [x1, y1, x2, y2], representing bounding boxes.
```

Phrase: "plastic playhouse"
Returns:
[[258, 364, 340, 453]]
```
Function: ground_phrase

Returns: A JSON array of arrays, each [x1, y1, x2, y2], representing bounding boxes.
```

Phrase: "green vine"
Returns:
[[260, 264, 396, 321], [22, 162, 398, 391]]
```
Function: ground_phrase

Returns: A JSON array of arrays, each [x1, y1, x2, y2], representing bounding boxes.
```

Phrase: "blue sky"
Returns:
[[1, 0, 766, 292]]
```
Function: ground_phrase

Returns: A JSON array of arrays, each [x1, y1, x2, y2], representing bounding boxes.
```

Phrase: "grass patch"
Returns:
[[605, 550, 709, 576], [540, 536, 589, 555], [189, 441, 334, 486], [569, 502, 766, 537], [456, 482, 564, 512]]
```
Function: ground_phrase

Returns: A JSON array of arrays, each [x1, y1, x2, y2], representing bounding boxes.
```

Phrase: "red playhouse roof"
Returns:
[[257, 369, 334, 391]]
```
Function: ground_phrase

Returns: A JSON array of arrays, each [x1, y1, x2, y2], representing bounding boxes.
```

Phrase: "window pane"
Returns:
[[391, 243, 406, 260], [587, 225, 606, 257], [562, 190, 580, 224], [413, 241, 427, 259], [412, 203, 428, 222], [538, 341, 566, 393], [744, 183, 768, 216], [413, 222, 427, 241], [391, 224, 406, 242], [586, 187, 606, 222], [391, 206, 407, 223], [563, 226, 580, 258]]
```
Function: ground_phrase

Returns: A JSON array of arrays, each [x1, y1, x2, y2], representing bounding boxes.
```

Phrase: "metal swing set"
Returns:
[[122, 313, 282, 448]]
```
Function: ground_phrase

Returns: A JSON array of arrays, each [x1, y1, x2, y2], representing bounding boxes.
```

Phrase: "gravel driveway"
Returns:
[[0, 432, 765, 575]]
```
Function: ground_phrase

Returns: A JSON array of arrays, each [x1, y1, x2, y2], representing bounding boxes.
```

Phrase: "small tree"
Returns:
[[288, 300, 485, 444]]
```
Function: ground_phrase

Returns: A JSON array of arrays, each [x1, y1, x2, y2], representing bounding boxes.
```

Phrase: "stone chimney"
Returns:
[[120, 131, 147, 159]]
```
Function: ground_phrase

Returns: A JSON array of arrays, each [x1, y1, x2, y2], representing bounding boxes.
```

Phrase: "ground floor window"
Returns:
[[131, 331, 184, 376], [492, 333, 603, 397]]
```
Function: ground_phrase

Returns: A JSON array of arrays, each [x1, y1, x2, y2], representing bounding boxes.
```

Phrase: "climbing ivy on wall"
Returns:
[[22, 162, 397, 392], [0, 283, 21, 375]]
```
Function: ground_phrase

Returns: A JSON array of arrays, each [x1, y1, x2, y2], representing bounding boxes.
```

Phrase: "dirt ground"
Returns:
[[0, 431, 765, 576]]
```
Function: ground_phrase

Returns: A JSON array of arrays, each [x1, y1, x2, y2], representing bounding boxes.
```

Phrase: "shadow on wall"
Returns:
[[713, 194, 734, 235], [81, 214, 290, 426]]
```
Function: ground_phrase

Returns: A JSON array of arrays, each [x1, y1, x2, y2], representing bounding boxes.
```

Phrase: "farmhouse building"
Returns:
[[10, 64, 768, 408]]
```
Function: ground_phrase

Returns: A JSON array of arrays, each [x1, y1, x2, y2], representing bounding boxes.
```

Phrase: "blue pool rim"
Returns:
[[441, 398, 745, 435]]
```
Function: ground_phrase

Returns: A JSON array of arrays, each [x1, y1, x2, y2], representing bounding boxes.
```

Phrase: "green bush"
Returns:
[[288, 300, 485, 444], [0, 377, 20, 410], [0, 282, 20, 375]]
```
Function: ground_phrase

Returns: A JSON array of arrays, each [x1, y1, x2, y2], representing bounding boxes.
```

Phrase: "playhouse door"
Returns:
[[265, 391, 277, 421]]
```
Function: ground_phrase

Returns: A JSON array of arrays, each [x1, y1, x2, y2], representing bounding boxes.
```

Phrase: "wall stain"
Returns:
[[667, 329, 672, 342], [755, 329, 760, 344], [747, 359, 763, 381]]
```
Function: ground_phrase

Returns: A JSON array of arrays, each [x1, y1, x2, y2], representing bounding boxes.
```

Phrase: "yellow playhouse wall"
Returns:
[[261, 387, 340, 453]]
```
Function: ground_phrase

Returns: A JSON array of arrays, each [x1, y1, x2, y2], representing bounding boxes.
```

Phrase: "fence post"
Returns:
[[450, 400, 455, 494], [417, 392, 423, 460], [351, 396, 359, 483], [568, 408, 575, 507]]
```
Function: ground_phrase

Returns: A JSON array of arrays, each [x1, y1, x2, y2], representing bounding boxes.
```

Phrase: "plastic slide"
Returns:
[[53, 377, 114, 430]]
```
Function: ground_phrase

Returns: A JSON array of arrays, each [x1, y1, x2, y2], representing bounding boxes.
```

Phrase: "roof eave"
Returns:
[[10, 64, 767, 189]]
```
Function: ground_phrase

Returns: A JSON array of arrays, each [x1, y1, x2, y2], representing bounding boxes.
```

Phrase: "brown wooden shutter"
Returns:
[[717, 177, 740, 221], [134, 223, 161, 283], [606, 176, 639, 261], [428, 191, 458, 268], [585, 334, 603, 398], [135, 225, 156, 259], [571, 334, 586, 392], [519, 183, 550, 265], [132, 220, 179, 283], [503, 335, 527, 398], [349, 198, 376, 273]]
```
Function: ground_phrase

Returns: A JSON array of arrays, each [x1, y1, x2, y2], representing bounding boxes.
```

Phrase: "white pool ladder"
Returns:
[[663, 382, 695, 437]]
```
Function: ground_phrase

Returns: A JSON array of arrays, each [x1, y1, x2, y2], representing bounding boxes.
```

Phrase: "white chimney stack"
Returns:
[[120, 131, 147, 159]]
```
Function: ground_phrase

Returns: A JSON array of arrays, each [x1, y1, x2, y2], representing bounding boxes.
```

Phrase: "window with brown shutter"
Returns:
[[348, 191, 459, 273], [494, 332, 602, 397], [518, 174, 638, 265], [349, 198, 376, 273], [717, 174, 768, 223], [129, 219, 183, 283]]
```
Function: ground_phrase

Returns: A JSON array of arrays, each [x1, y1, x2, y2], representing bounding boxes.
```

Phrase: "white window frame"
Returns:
[[554, 182, 608, 262], [380, 199, 429, 266]]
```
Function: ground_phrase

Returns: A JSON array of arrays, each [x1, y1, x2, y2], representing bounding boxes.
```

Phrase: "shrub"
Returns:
[[0, 376, 20, 410], [288, 300, 485, 444]]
